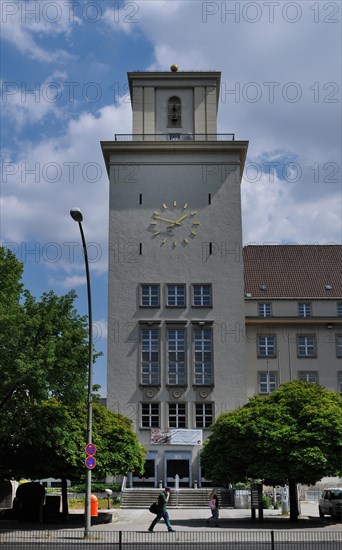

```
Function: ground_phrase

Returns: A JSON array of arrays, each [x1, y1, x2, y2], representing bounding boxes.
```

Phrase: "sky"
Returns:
[[1, 0, 341, 397]]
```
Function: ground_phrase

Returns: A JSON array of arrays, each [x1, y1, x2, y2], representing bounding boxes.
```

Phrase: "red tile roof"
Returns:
[[243, 245, 342, 298]]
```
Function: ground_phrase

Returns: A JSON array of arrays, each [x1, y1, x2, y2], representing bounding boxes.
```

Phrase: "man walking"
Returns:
[[148, 487, 175, 532]]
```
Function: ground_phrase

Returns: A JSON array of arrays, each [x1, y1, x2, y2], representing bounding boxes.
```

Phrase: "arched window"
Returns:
[[167, 96, 182, 128]]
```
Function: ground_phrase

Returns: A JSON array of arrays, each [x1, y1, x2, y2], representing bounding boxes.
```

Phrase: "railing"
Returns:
[[0, 530, 341, 549], [114, 133, 235, 141]]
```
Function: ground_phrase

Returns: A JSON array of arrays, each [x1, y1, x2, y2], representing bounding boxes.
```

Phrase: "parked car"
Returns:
[[319, 488, 342, 519]]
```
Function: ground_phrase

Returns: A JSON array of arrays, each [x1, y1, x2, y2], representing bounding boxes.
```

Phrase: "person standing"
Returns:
[[148, 487, 175, 532], [207, 490, 219, 527]]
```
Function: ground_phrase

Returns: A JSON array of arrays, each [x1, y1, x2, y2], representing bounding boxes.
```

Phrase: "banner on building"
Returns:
[[151, 428, 202, 446]]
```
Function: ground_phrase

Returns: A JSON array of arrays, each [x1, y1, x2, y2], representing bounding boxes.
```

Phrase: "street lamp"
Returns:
[[70, 207, 93, 537]]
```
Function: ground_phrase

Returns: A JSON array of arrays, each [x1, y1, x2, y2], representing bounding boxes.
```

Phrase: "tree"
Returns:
[[200, 381, 342, 521], [1, 399, 145, 516], [0, 246, 94, 432]]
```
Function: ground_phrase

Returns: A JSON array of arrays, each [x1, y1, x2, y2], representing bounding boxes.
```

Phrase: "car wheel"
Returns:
[[319, 506, 324, 518]]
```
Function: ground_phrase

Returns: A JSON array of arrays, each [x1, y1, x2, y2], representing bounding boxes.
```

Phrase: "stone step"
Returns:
[[121, 488, 234, 509]]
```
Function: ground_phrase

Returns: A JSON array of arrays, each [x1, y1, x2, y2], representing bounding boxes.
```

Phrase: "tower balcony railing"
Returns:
[[114, 133, 235, 142]]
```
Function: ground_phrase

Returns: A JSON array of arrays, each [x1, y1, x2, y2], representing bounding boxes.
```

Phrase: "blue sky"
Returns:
[[1, 0, 341, 396]]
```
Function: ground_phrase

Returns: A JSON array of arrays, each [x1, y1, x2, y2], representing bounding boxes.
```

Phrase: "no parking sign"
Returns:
[[85, 443, 97, 469]]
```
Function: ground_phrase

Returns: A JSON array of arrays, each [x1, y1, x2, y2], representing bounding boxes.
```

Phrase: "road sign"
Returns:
[[85, 456, 96, 469], [85, 443, 97, 456]]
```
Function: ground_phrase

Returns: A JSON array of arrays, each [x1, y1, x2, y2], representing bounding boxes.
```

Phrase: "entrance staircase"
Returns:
[[120, 488, 234, 509]]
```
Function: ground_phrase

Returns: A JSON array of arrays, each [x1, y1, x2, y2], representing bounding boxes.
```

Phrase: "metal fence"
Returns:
[[114, 133, 235, 141], [0, 530, 341, 549]]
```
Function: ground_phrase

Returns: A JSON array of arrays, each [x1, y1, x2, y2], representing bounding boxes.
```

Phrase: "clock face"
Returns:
[[149, 201, 200, 247]]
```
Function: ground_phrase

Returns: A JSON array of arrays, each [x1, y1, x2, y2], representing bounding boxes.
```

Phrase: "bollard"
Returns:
[[105, 489, 113, 510], [90, 494, 98, 517]]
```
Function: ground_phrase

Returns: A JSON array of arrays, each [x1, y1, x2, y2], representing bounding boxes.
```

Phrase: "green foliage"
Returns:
[[91, 404, 146, 478], [201, 381, 342, 487], [70, 482, 121, 493], [0, 247, 93, 421], [262, 494, 272, 509], [234, 481, 251, 490], [0, 247, 144, 485]]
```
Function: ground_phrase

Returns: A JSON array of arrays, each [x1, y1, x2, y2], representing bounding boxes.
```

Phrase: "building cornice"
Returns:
[[101, 140, 249, 176], [245, 316, 342, 326]]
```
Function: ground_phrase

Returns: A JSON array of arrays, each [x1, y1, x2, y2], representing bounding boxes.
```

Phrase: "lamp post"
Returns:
[[70, 207, 93, 537]]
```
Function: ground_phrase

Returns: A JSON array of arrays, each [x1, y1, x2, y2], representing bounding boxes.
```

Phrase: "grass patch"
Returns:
[[68, 497, 120, 510]]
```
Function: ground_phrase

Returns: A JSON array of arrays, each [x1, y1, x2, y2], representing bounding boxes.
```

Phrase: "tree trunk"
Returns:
[[61, 477, 69, 520], [289, 480, 298, 521]]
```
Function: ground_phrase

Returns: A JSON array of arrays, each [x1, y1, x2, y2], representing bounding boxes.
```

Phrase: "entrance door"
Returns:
[[166, 459, 190, 488], [132, 459, 156, 487]]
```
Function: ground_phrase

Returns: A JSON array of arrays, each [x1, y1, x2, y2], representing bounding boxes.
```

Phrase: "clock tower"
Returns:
[[101, 67, 248, 488]]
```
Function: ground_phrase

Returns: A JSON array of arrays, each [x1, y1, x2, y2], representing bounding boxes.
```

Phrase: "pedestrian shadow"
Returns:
[[170, 516, 341, 530]]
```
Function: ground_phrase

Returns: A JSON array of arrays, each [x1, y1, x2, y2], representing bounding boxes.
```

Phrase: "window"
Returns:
[[195, 403, 213, 428], [338, 303, 342, 317], [167, 96, 181, 128], [298, 302, 312, 318], [298, 371, 318, 384], [141, 329, 159, 385], [258, 303, 271, 318], [297, 335, 316, 357], [167, 328, 186, 385], [257, 335, 276, 357], [338, 372, 342, 395], [141, 284, 159, 307], [167, 284, 186, 307], [194, 328, 213, 385], [141, 403, 159, 428], [168, 403, 186, 428], [336, 335, 342, 358], [258, 372, 277, 394], [193, 284, 212, 307]]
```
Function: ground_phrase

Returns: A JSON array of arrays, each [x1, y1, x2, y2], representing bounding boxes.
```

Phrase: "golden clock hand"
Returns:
[[173, 213, 189, 224], [153, 214, 181, 226]]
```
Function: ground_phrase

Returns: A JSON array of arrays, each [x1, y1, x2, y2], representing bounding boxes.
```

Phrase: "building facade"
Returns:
[[244, 245, 342, 397], [102, 69, 342, 489], [101, 68, 248, 487]]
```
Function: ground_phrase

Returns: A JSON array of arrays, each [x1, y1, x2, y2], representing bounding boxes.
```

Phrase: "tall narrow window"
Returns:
[[167, 328, 186, 385], [167, 96, 181, 128], [194, 328, 213, 385], [168, 403, 186, 428], [338, 303, 342, 317], [336, 335, 342, 357], [338, 372, 342, 394], [141, 329, 159, 385]]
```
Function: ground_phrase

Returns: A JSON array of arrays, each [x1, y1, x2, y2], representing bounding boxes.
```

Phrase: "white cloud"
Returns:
[[1, 100, 132, 276], [1, 72, 68, 127], [50, 274, 87, 288], [1, 0, 80, 62]]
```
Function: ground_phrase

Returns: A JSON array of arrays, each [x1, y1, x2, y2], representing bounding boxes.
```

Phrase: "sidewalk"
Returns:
[[89, 501, 341, 532], [2, 502, 340, 533]]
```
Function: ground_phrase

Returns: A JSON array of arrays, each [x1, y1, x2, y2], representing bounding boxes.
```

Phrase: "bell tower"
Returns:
[[128, 66, 220, 137], [102, 66, 248, 489]]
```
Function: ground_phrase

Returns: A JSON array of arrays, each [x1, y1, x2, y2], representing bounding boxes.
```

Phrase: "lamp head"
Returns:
[[70, 208, 83, 222]]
